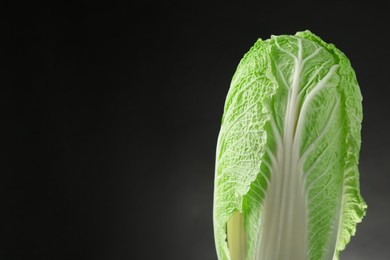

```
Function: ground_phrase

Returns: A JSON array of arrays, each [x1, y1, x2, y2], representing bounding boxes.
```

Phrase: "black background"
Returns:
[[2, 2, 390, 260]]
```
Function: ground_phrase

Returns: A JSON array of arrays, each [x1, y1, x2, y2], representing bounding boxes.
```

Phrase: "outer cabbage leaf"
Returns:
[[213, 30, 366, 260]]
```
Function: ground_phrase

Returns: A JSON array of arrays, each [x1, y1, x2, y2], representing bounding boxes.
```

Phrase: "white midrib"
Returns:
[[331, 158, 347, 260], [256, 39, 308, 260]]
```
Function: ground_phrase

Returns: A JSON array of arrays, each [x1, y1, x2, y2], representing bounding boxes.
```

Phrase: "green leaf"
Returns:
[[213, 30, 366, 260]]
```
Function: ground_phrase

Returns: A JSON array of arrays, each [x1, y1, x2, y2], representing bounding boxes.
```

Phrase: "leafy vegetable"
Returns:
[[213, 31, 366, 260]]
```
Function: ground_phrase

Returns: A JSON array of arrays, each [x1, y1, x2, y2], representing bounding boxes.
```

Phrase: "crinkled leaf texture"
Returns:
[[213, 31, 366, 260]]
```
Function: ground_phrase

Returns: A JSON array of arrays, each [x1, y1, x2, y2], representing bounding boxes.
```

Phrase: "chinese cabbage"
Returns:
[[213, 31, 366, 260]]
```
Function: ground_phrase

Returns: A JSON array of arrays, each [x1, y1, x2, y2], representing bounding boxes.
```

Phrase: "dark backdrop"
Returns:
[[2, 2, 389, 260]]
